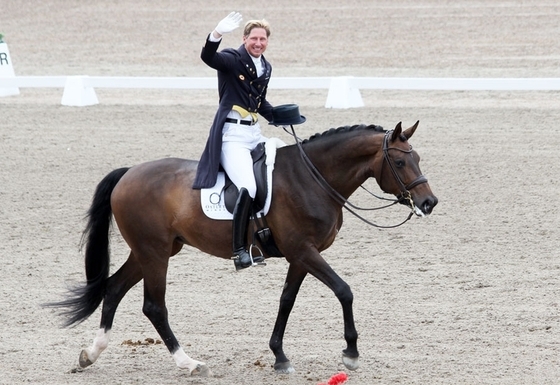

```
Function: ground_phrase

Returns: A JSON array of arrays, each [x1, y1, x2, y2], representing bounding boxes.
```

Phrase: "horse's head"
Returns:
[[375, 121, 438, 216]]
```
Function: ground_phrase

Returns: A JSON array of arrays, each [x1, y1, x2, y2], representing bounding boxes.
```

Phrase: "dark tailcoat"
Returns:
[[192, 36, 274, 189]]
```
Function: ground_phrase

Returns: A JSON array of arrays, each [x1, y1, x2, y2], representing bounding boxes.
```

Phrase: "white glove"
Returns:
[[214, 12, 243, 36]]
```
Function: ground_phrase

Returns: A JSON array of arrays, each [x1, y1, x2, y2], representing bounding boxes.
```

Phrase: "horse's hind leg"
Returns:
[[140, 253, 210, 376], [80, 253, 143, 368]]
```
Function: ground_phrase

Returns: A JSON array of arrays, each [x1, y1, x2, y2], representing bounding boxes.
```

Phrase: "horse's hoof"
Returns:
[[342, 353, 360, 371], [274, 361, 295, 374], [79, 350, 93, 368], [190, 364, 211, 377]]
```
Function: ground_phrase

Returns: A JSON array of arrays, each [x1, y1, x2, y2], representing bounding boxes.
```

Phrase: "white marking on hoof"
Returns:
[[79, 349, 93, 368], [80, 328, 111, 368], [190, 363, 211, 377], [274, 361, 295, 374], [173, 348, 211, 376], [342, 353, 360, 371]]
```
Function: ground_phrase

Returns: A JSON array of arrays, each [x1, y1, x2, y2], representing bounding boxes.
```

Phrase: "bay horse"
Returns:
[[50, 121, 437, 376]]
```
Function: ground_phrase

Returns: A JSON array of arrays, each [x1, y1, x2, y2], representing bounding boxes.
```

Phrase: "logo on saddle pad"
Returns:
[[201, 138, 286, 220]]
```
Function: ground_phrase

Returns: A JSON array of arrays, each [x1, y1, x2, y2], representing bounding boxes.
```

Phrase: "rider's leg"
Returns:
[[221, 139, 262, 270], [231, 187, 254, 270]]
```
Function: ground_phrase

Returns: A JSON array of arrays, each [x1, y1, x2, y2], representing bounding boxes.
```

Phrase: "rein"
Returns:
[[289, 125, 422, 229]]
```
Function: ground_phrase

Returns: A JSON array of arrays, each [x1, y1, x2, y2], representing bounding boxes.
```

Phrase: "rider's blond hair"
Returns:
[[243, 19, 271, 38]]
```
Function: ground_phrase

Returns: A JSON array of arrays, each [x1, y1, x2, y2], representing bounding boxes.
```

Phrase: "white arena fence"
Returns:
[[1, 75, 560, 108]]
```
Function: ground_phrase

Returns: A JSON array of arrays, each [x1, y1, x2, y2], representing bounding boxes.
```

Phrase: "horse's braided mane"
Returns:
[[302, 124, 386, 144]]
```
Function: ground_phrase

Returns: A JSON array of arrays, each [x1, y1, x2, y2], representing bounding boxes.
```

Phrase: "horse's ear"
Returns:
[[403, 120, 419, 140], [391, 122, 403, 141]]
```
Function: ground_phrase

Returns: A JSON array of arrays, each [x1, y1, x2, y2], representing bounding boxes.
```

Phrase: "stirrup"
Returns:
[[231, 247, 265, 271], [250, 244, 266, 266]]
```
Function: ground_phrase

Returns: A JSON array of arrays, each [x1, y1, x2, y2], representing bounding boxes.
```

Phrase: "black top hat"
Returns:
[[268, 104, 306, 126]]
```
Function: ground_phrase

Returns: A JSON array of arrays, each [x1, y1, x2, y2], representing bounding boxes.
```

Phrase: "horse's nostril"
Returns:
[[423, 197, 438, 214]]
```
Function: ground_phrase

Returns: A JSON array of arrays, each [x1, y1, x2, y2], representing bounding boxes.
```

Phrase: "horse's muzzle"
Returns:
[[420, 195, 438, 215], [399, 194, 438, 216]]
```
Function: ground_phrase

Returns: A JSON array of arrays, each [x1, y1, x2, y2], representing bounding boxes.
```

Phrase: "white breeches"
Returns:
[[221, 121, 267, 198]]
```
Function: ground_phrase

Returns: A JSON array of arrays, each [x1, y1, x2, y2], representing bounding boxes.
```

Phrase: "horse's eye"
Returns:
[[395, 159, 405, 168]]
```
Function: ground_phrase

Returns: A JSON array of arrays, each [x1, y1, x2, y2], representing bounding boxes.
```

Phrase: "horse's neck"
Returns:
[[301, 136, 380, 199]]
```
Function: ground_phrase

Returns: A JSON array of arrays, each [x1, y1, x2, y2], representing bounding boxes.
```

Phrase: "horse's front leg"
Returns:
[[269, 263, 308, 373], [304, 252, 360, 371]]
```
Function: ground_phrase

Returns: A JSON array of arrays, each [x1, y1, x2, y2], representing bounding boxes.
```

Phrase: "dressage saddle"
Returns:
[[221, 142, 283, 258]]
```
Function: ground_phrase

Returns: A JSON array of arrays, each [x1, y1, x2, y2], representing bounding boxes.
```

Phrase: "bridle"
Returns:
[[381, 130, 428, 209], [289, 126, 427, 228]]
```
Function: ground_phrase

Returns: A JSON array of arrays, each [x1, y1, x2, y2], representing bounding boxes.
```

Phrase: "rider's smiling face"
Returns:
[[243, 27, 268, 58]]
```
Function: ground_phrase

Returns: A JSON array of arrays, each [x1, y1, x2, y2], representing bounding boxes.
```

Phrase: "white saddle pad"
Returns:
[[200, 138, 286, 220]]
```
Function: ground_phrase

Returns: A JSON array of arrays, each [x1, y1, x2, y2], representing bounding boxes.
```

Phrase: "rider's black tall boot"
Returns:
[[232, 188, 260, 270]]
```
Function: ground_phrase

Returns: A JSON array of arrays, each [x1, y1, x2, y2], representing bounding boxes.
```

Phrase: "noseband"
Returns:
[[381, 131, 428, 206]]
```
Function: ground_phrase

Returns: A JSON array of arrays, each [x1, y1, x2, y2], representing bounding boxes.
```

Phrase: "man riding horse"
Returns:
[[192, 12, 305, 270]]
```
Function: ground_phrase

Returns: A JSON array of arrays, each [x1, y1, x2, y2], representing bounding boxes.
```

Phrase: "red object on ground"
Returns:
[[317, 371, 348, 385]]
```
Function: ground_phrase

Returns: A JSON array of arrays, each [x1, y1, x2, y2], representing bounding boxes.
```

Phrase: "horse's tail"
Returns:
[[47, 167, 130, 327]]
